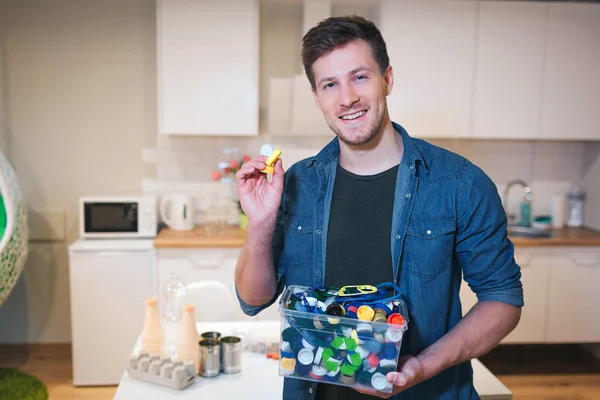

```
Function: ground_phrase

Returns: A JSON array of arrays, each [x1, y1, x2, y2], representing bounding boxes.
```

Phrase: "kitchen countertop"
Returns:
[[114, 321, 512, 400], [154, 226, 600, 248]]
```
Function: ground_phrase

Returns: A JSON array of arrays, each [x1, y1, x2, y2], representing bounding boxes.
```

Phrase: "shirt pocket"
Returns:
[[404, 216, 456, 280], [280, 213, 315, 276]]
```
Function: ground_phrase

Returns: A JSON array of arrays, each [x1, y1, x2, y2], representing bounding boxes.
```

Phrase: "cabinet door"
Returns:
[[540, 3, 600, 140], [380, 0, 476, 138], [157, 0, 259, 135], [472, 1, 546, 139], [460, 248, 549, 344], [547, 248, 600, 343]]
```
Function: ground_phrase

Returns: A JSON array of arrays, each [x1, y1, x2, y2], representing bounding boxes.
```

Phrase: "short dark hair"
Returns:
[[301, 15, 390, 90]]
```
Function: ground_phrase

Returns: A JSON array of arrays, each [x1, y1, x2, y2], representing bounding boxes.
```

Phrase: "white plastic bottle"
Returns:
[[162, 274, 187, 358], [141, 297, 163, 355], [177, 303, 200, 372]]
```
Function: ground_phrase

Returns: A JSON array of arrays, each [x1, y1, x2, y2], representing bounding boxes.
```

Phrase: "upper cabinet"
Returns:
[[539, 3, 600, 140], [472, 2, 546, 139], [157, 0, 259, 136], [380, 0, 477, 139]]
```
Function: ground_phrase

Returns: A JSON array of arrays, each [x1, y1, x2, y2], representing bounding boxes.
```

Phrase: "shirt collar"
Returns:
[[309, 121, 428, 173]]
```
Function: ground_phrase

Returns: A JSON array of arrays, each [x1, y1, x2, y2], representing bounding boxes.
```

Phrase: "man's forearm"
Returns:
[[417, 301, 521, 380], [234, 222, 278, 306]]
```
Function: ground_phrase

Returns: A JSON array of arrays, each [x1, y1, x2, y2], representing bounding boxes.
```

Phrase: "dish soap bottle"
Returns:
[[162, 274, 187, 358], [519, 193, 532, 227]]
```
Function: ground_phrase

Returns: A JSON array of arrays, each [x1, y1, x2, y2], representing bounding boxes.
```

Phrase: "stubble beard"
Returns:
[[328, 107, 385, 147]]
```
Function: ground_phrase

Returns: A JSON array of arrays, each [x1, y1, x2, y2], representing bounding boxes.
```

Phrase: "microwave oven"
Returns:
[[79, 196, 158, 239]]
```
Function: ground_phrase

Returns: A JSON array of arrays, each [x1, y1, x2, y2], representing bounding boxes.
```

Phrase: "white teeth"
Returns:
[[341, 111, 366, 120]]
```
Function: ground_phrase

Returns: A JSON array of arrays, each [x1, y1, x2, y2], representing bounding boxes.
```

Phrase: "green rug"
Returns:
[[0, 368, 48, 400]]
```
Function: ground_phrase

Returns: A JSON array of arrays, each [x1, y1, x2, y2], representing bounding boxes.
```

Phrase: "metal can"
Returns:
[[220, 336, 242, 374], [199, 339, 220, 377]]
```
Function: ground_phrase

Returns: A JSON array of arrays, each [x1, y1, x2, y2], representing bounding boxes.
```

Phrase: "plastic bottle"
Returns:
[[177, 303, 200, 372], [141, 297, 163, 355], [567, 185, 585, 227], [162, 274, 187, 358]]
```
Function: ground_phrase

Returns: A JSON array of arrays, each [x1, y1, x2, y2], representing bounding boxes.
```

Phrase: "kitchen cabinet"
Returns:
[[157, 0, 259, 136], [472, 2, 546, 139], [547, 248, 600, 343], [380, 0, 477, 138], [157, 248, 281, 322], [539, 3, 600, 140], [460, 248, 550, 344]]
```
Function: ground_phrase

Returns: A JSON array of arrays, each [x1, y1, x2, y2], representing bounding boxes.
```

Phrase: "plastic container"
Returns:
[[277, 285, 409, 394]]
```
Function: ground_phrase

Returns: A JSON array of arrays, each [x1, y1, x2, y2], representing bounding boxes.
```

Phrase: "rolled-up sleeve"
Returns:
[[455, 161, 524, 308]]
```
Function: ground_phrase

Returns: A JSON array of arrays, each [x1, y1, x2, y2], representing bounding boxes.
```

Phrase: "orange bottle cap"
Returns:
[[387, 313, 404, 325]]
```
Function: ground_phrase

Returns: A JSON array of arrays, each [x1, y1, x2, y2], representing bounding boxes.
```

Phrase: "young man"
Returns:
[[234, 16, 523, 400]]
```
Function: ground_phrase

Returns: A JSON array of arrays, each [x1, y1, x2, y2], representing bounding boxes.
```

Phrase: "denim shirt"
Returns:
[[236, 122, 524, 400]]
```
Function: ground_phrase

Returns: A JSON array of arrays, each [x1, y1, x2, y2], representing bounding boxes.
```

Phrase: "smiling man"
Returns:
[[234, 16, 523, 400]]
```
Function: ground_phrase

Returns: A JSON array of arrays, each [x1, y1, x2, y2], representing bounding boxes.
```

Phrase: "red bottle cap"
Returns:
[[387, 313, 405, 325]]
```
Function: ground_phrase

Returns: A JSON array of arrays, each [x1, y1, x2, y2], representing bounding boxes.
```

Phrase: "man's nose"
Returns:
[[339, 83, 360, 108]]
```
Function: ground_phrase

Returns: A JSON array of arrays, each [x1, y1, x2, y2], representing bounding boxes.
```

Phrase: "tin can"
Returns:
[[199, 339, 220, 377], [221, 336, 242, 374]]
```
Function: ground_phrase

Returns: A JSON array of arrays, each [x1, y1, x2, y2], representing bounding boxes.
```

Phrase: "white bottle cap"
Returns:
[[260, 144, 274, 156], [298, 348, 314, 365], [371, 372, 389, 391], [305, 296, 318, 307]]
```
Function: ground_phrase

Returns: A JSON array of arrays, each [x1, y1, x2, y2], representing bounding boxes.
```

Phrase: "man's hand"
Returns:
[[354, 356, 426, 398]]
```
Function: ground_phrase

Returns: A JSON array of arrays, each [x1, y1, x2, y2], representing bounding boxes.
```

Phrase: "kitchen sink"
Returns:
[[507, 226, 553, 238]]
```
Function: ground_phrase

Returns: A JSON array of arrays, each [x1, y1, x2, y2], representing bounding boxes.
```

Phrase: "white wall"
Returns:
[[0, 0, 156, 343], [583, 143, 600, 230]]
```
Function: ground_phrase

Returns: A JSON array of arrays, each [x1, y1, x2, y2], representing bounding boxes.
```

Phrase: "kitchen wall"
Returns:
[[583, 143, 600, 229], [0, 0, 598, 344], [0, 0, 156, 343]]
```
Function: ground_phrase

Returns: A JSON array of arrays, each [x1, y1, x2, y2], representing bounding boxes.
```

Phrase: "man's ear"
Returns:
[[384, 65, 394, 96]]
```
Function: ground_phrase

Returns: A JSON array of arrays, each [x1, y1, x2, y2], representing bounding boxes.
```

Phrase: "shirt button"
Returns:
[[410, 165, 414, 170], [297, 226, 302, 231], [405, 193, 411, 198], [309, 388, 313, 394], [427, 230, 432, 235], [395, 234, 401, 240], [316, 229, 322, 234]]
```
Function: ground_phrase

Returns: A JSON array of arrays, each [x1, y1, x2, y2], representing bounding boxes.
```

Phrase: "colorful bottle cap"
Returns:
[[330, 336, 345, 350], [375, 302, 392, 315], [314, 347, 324, 364], [298, 348, 314, 365], [356, 370, 373, 386], [280, 341, 294, 359], [280, 357, 296, 372], [339, 374, 356, 385], [341, 327, 352, 338], [305, 296, 318, 307], [366, 354, 380, 369], [326, 303, 345, 317], [313, 317, 325, 330], [294, 362, 312, 376], [281, 327, 297, 343], [385, 327, 404, 343], [302, 338, 316, 351], [316, 301, 327, 312], [387, 313, 405, 325], [381, 343, 398, 360], [357, 305, 375, 321], [363, 339, 382, 355], [355, 345, 370, 359], [327, 317, 341, 325], [324, 358, 342, 372], [344, 337, 358, 351], [371, 372, 389, 391], [373, 309, 388, 323], [326, 365, 340, 377], [311, 364, 328, 377], [379, 358, 396, 369], [340, 362, 359, 376], [347, 352, 362, 367], [350, 329, 364, 345]]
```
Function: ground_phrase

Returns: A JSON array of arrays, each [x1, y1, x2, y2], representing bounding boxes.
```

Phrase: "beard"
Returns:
[[326, 106, 385, 147]]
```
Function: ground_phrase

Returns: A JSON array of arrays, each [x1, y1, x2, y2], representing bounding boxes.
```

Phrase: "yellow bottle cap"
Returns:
[[261, 148, 282, 174], [357, 305, 375, 321], [280, 357, 296, 371]]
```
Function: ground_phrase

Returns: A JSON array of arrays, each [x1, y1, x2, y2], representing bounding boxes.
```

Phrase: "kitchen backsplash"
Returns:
[[143, 135, 588, 224]]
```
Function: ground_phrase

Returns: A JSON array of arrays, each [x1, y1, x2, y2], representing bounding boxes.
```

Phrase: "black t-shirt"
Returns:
[[316, 162, 398, 400]]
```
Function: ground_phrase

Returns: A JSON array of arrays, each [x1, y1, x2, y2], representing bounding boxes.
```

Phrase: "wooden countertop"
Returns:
[[154, 226, 600, 248], [508, 227, 600, 247]]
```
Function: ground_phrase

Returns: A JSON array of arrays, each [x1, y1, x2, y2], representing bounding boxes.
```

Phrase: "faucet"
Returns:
[[503, 179, 532, 226]]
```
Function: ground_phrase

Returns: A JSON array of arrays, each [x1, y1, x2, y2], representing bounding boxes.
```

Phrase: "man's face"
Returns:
[[311, 39, 393, 146]]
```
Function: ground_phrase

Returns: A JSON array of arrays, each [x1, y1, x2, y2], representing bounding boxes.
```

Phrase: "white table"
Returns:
[[114, 321, 512, 399]]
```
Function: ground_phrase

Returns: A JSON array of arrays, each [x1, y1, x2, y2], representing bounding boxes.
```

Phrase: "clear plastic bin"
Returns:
[[277, 285, 409, 393]]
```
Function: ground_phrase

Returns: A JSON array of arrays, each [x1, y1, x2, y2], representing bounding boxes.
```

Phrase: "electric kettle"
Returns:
[[160, 194, 195, 231]]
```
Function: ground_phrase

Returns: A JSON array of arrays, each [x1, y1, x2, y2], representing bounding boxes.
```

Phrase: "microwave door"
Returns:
[[84, 202, 138, 233]]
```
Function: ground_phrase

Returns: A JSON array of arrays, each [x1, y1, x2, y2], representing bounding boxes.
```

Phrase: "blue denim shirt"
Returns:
[[236, 122, 524, 400]]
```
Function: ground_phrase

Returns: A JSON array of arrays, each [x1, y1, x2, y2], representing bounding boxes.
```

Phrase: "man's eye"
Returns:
[[323, 82, 335, 90], [355, 75, 368, 81]]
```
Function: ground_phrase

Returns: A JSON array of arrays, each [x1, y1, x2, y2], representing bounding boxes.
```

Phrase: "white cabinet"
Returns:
[[157, 248, 281, 322], [68, 240, 156, 386], [539, 3, 600, 140], [547, 248, 600, 343], [460, 248, 549, 344], [157, 0, 259, 136], [380, 0, 477, 138], [472, 2, 546, 139]]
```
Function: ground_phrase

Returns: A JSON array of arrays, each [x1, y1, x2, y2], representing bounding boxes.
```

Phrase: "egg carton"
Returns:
[[127, 351, 196, 390]]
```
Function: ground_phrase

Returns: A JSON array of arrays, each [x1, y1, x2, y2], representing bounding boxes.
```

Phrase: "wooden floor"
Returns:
[[1, 344, 599, 399]]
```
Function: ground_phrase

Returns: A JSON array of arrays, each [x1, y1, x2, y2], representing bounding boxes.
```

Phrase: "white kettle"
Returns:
[[160, 194, 195, 231]]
